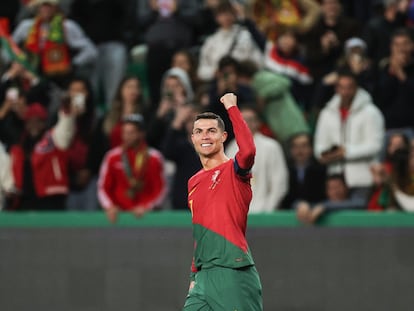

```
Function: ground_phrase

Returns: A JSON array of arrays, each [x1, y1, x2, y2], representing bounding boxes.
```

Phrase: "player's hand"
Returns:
[[105, 206, 119, 224], [132, 206, 147, 218], [220, 93, 237, 110]]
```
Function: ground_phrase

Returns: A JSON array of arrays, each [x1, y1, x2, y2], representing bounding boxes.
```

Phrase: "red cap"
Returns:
[[24, 103, 48, 120]]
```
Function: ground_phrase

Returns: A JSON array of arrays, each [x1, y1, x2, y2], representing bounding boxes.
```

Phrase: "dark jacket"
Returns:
[[282, 159, 327, 209]]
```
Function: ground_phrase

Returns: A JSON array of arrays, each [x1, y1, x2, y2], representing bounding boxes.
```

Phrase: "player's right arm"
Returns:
[[220, 93, 256, 175]]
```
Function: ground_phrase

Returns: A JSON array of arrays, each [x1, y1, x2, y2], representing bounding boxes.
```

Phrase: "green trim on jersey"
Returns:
[[193, 224, 254, 270]]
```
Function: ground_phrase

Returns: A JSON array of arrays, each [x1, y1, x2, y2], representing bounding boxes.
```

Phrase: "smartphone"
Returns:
[[6, 87, 19, 103], [321, 145, 339, 156], [158, 0, 173, 17], [72, 93, 85, 110]]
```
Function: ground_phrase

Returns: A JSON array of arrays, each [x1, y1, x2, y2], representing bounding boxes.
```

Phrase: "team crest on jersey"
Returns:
[[209, 170, 221, 189]]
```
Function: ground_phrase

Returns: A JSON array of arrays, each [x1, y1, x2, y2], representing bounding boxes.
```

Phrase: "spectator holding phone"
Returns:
[[314, 70, 385, 205], [64, 77, 101, 211], [0, 84, 26, 149], [8, 97, 82, 211]]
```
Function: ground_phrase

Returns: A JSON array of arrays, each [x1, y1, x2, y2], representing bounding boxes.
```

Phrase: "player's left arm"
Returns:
[[220, 93, 256, 176]]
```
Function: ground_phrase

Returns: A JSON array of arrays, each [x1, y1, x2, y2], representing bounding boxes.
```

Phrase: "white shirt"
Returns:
[[226, 133, 288, 213], [197, 24, 263, 81]]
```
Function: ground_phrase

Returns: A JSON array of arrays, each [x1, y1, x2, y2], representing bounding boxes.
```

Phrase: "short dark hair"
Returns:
[[218, 56, 240, 73], [336, 69, 358, 83], [326, 173, 347, 185], [213, 0, 235, 16], [391, 27, 413, 42], [195, 112, 225, 131], [288, 132, 313, 148]]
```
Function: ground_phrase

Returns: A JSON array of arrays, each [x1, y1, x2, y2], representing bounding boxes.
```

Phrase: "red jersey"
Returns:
[[11, 131, 69, 197], [98, 143, 167, 211], [188, 106, 256, 276]]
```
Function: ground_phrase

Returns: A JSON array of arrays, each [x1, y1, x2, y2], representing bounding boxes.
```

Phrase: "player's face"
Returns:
[[191, 118, 227, 157]]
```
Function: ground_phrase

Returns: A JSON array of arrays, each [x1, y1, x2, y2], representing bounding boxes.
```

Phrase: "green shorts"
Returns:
[[183, 265, 263, 311]]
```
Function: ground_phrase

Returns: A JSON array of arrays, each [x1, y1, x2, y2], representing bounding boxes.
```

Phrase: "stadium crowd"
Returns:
[[1, 0, 414, 223]]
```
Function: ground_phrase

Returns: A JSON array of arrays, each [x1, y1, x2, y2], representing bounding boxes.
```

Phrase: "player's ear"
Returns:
[[222, 131, 228, 143]]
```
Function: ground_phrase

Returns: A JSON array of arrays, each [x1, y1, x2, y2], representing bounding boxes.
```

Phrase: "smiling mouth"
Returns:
[[201, 143, 213, 147]]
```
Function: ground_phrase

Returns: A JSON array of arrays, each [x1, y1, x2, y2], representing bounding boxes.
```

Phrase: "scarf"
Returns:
[[122, 143, 149, 199], [25, 14, 71, 75]]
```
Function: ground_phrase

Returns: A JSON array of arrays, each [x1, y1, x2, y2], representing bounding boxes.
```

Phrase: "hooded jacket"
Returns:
[[314, 88, 385, 187], [161, 67, 194, 102]]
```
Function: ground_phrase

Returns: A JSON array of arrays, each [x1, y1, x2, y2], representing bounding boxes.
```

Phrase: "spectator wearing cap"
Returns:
[[98, 114, 167, 223], [312, 37, 375, 108], [12, 0, 97, 86], [8, 101, 81, 210]]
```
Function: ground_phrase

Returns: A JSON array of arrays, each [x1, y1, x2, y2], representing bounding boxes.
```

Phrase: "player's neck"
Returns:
[[199, 153, 229, 171]]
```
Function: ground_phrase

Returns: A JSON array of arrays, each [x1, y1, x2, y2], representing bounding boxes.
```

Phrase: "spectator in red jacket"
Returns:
[[9, 100, 80, 210], [98, 114, 167, 223]]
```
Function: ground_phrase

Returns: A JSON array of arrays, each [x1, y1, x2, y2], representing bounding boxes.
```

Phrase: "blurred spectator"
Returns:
[[383, 146, 414, 210], [362, 0, 409, 68], [312, 37, 375, 108], [171, 49, 199, 90], [282, 133, 327, 209], [226, 105, 289, 212], [139, 0, 198, 109], [340, 0, 379, 24], [147, 67, 194, 149], [0, 61, 50, 107], [0, 141, 14, 210], [370, 145, 414, 211], [0, 67, 31, 149], [314, 71, 385, 205], [9, 101, 80, 211], [193, 0, 220, 43], [103, 75, 147, 148], [296, 174, 366, 224], [375, 28, 414, 130], [12, 0, 98, 87], [205, 56, 255, 144], [251, 0, 321, 41], [231, 1, 267, 52], [264, 29, 313, 109], [160, 104, 201, 210], [98, 114, 167, 223], [64, 77, 100, 211], [368, 131, 410, 210], [197, 0, 263, 82], [251, 70, 309, 142], [69, 0, 134, 110], [0, 61, 50, 109], [303, 0, 360, 82]]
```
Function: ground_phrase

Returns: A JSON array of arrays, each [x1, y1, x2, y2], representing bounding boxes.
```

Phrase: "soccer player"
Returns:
[[183, 93, 263, 310]]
